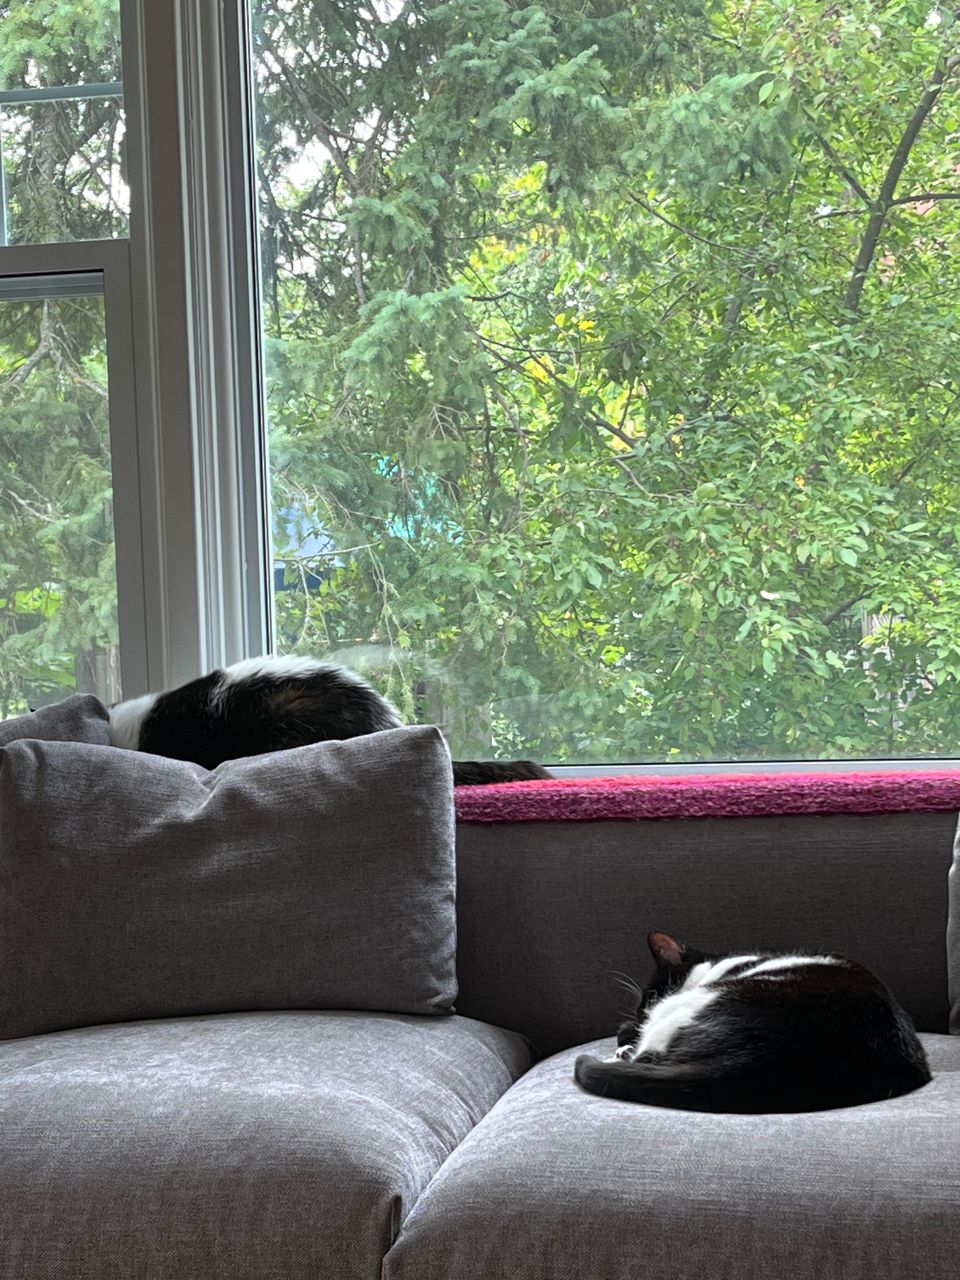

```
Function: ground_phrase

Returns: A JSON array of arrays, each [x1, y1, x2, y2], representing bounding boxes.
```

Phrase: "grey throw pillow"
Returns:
[[0, 726, 456, 1041], [0, 694, 111, 748]]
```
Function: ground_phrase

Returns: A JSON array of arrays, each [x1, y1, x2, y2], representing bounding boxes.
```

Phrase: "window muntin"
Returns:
[[251, 1, 960, 765]]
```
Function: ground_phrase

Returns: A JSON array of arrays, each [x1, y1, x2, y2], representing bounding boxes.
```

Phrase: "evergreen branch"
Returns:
[[275, 546, 373, 560], [5, 339, 53, 389], [258, 29, 358, 197]]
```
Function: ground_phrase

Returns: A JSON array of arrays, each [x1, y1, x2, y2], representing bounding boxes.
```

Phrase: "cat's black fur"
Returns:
[[109, 658, 551, 786], [574, 930, 931, 1113]]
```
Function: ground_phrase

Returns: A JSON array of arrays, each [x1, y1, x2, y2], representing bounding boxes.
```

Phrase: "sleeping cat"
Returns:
[[108, 655, 551, 786], [574, 930, 931, 1113]]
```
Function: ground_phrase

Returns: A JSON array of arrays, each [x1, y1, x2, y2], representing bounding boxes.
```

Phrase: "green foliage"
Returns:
[[0, 1, 126, 243], [258, 0, 960, 762]]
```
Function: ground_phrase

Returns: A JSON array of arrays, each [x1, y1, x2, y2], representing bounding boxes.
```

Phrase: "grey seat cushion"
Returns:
[[0, 1010, 531, 1280], [384, 1033, 960, 1280]]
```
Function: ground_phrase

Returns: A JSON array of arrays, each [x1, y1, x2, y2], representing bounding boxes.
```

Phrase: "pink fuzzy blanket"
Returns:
[[454, 770, 960, 824]]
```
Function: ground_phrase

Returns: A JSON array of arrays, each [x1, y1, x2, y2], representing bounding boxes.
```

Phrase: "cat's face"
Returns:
[[616, 931, 717, 1047]]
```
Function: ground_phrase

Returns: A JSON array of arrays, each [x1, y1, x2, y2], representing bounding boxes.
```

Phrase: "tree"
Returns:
[[254, 0, 960, 761]]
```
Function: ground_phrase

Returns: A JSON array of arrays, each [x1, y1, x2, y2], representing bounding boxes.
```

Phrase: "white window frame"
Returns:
[[120, 0, 272, 690]]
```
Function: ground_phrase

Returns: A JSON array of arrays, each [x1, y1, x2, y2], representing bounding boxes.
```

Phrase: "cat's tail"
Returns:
[[452, 759, 552, 786], [574, 1053, 763, 1113]]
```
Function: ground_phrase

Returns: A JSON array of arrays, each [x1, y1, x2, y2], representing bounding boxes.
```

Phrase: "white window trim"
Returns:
[[120, 0, 272, 692]]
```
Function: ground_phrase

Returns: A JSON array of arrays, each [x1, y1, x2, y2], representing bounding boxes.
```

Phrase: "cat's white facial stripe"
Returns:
[[108, 693, 158, 750], [737, 956, 840, 980]]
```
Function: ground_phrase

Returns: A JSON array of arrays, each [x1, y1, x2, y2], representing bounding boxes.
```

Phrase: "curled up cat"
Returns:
[[108, 655, 552, 787], [574, 930, 931, 1113]]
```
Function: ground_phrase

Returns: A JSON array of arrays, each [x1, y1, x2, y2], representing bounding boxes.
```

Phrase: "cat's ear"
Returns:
[[647, 931, 687, 967]]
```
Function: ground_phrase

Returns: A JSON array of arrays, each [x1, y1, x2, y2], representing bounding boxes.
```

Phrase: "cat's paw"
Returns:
[[616, 1018, 638, 1047], [614, 1043, 635, 1062]]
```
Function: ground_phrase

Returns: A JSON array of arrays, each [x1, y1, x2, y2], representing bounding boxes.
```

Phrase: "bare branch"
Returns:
[[844, 57, 955, 314], [889, 191, 960, 206]]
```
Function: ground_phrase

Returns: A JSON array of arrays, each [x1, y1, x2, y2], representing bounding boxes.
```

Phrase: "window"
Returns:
[[0, 3, 137, 714], [252, 1, 960, 764], [3, 1, 958, 770]]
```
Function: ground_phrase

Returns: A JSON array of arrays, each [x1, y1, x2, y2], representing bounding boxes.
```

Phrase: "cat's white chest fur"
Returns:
[[628, 956, 758, 1059]]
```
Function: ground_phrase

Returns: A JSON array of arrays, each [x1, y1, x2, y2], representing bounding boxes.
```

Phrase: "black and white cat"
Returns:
[[108, 655, 551, 787], [575, 930, 931, 1113]]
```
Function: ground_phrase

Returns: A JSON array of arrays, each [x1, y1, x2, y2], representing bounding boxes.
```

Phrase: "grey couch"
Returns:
[[3, 792, 959, 1277]]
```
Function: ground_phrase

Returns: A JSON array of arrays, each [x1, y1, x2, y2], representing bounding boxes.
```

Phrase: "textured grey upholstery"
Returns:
[[385, 1032, 960, 1280], [0, 1011, 531, 1280], [0, 693, 111, 746], [948, 814, 960, 1033], [0, 727, 456, 1039], [455, 812, 955, 1053]]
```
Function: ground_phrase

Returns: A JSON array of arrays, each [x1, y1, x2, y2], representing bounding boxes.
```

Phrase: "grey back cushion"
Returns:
[[0, 694, 111, 748], [0, 726, 456, 1041], [949, 816, 960, 1033], [455, 811, 956, 1056]]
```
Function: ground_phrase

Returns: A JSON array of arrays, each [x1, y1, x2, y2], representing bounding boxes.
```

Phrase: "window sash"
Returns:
[[0, 239, 150, 696]]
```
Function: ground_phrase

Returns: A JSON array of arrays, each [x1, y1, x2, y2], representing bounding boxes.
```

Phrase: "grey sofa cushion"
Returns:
[[0, 1010, 531, 1280], [949, 816, 960, 1033], [384, 1033, 960, 1280], [0, 693, 111, 747], [455, 812, 956, 1054], [0, 727, 456, 1040]]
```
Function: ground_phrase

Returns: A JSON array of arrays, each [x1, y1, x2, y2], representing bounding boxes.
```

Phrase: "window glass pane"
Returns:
[[0, 4, 126, 244], [254, 0, 960, 764], [0, 273, 121, 717]]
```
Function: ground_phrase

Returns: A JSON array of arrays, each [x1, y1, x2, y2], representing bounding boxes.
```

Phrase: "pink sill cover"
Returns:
[[453, 770, 960, 824]]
